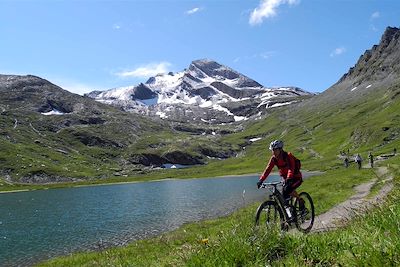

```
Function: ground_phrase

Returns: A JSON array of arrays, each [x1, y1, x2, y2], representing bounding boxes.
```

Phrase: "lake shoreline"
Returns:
[[0, 170, 323, 194], [0, 173, 260, 194]]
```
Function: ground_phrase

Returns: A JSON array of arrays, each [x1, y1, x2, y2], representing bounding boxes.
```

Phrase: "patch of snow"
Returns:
[[260, 90, 278, 101], [269, 102, 294, 108], [351, 86, 358, 91], [258, 99, 294, 109], [249, 137, 262, 142], [162, 163, 191, 169], [97, 86, 136, 101], [366, 84, 372, 88], [199, 100, 213, 108], [230, 97, 251, 102], [41, 109, 65, 116], [147, 72, 185, 92], [213, 105, 234, 116], [156, 111, 168, 119], [156, 91, 205, 106], [234, 116, 248, 122], [223, 77, 241, 87], [200, 76, 216, 84]]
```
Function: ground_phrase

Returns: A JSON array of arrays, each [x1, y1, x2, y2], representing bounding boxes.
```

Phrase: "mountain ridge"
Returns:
[[86, 59, 314, 123], [323, 26, 400, 101]]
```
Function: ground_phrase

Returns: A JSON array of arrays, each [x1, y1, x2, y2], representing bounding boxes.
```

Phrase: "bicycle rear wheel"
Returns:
[[255, 200, 284, 230], [294, 192, 315, 233]]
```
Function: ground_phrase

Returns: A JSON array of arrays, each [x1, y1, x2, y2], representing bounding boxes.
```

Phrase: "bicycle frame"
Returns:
[[261, 182, 293, 222]]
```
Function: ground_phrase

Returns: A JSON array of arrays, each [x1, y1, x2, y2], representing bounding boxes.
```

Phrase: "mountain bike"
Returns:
[[255, 181, 315, 233]]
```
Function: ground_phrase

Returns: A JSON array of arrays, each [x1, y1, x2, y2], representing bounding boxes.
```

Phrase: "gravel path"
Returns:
[[311, 166, 394, 233]]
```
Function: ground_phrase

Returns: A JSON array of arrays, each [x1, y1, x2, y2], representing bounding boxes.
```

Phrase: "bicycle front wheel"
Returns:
[[294, 192, 315, 233], [255, 200, 284, 230]]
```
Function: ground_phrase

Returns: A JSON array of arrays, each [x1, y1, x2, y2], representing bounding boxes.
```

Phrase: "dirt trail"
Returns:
[[311, 166, 394, 233]]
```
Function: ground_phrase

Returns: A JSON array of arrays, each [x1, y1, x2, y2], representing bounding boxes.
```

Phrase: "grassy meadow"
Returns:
[[37, 155, 399, 266]]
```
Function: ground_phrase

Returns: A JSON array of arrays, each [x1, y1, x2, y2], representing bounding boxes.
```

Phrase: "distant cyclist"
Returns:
[[368, 152, 374, 168], [355, 153, 363, 170], [257, 140, 304, 208]]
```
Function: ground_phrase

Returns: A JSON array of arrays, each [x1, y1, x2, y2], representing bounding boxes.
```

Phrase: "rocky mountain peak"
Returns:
[[190, 59, 235, 78], [188, 59, 262, 88], [380, 26, 400, 46], [337, 26, 400, 85], [313, 26, 400, 107], [0, 74, 51, 90]]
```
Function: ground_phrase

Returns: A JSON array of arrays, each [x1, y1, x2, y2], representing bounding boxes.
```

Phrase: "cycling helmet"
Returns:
[[269, 140, 284, 151]]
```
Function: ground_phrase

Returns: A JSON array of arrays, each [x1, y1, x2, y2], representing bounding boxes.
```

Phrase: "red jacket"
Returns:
[[259, 151, 302, 182]]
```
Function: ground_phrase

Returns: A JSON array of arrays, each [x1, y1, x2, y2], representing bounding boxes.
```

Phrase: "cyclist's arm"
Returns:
[[259, 156, 275, 182], [287, 153, 296, 179]]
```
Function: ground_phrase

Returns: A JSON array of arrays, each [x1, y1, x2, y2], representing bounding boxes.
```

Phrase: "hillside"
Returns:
[[0, 75, 171, 183], [0, 75, 247, 184], [213, 26, 400, 174], [1, 27, 400, 188]]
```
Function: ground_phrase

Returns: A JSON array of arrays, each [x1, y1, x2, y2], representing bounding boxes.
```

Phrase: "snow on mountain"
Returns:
[[86, 59, 313, 123]]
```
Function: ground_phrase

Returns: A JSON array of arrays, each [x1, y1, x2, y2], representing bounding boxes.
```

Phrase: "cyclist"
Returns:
[[368, 152, 374, 168], [354, 153, 362, 170], [257, 140, 304, 209]]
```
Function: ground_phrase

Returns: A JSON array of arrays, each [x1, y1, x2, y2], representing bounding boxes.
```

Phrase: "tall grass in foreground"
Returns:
[[184, 164, 400, 266], [183, 191, 400, 266]]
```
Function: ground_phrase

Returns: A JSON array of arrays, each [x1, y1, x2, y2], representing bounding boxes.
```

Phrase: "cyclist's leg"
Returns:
[[282, 179, 294, 202], [290, 190, 305, 210], [283, 178, 302, 203], [290, 190, 300, 198], [288, 179, 304, 209]]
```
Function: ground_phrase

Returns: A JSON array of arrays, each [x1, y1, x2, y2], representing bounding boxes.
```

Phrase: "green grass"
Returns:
[[2, 76, 399, 266], [37, 158, 398, 267], [2, 81, 400, 193]]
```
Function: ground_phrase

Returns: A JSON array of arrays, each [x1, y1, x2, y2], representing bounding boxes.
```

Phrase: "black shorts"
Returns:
[[283, 178, 302, 199]]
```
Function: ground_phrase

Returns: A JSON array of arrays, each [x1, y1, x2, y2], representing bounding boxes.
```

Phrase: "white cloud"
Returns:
[[234, 51, 276, 63], [186, 7, 202, 15], [116, 62, 172, 78], [370, 11, 380, 20], [113, 24, 121, 30], [260, 51, 276, 59], [330, 47, 346, 57], [370, 24, 378, 32], [249, 0, 300, 26], [369, 11, 380, 32]]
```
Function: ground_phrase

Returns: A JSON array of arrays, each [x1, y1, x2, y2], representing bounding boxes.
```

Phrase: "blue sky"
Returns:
[[1, 0, 399, 95]]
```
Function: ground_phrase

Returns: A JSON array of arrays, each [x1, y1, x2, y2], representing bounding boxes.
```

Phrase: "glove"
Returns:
[[257, 180, 263, 189]]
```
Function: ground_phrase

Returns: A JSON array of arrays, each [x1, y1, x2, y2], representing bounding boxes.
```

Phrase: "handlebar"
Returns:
[[259, 181, 284, 189]]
